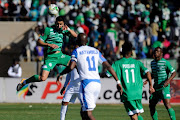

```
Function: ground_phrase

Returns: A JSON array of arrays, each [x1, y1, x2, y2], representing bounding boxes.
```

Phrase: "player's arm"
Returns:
[[146, 71, 155, 94], [60, 72, 71, 95], [164, 71, 176, 87], [102, 61, 123, 95], [38, 27, 59, 49], [59, 61, 76, 77], [139, 61, 155, 93], [64, 24, 77, 37], [164, 61, 176, 87]]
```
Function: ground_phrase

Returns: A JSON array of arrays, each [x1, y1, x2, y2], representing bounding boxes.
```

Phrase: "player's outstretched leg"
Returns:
[[16, 70, 50, 91], [16, 75, 40, 91], [60, 102, 68, 120], [163, 99, 176, 120]]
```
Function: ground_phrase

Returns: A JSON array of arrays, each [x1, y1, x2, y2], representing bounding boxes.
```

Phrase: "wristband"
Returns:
[[116, 80, 120, 84], [67, 27, 70, 31]]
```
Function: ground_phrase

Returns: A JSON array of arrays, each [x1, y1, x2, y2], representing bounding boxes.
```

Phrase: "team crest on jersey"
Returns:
[[61, 55, 65, 58], [49, 63, 52, 67]]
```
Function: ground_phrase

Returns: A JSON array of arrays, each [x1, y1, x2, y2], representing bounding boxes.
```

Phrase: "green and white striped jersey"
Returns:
[[151, 58, 175, 89], [39, 25, 70, 54]]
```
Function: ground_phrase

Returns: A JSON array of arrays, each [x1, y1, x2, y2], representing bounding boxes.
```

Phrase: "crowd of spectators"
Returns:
[[1, 0, 180, 76]]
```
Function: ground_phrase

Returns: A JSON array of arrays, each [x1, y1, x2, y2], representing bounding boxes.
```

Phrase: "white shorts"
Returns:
[[62, 81, 80, 103], [80, 79, 101, 111]]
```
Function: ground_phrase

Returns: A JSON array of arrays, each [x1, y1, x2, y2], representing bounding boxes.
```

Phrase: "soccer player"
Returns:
[[149, 47, 176, 120], [57, 68, 81, 120], [108, 42, 154, 120], [58, 33, 123, 120], [16, 16, 77, 91]]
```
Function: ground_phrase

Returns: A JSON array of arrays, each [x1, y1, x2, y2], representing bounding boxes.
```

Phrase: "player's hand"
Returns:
[[63, 25, 70, 31], [117, 84, 123, 95], [164, 80, 170, 87], [60, 87, 66, 95], [48, 44, 59, 49], [149, 86, 155, 94], [56, 75, 63, 85], [143, 80, 148, 87]]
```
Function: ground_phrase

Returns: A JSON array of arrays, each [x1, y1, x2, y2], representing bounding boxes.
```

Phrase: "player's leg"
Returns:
[[86, 111, 95, 120], [124, 100, 144, 120], [149, 92, 159, 120], [163, 99, 176, 120], [60, 101, 69, 120], [130, 114, 138, 120], [80, 107, 86, 120], [137, 113, 144, 120], [60, 88, 78, 120], [162, 86, 176, 120], [16, 57, 55, 91], [79, 80, 101, 120]]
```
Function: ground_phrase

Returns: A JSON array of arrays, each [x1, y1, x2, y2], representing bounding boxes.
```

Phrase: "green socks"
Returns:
[[168, 108, 176, 120], [24, 75, 41, 84], [138, 115, 143, 120], [152, 110, 158, 120], [151, 108, 176, 120]]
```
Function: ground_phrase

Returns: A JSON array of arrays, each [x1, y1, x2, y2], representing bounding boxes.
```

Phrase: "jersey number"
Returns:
[[86, 56, 96, 71], [125, 69, 135, 83]]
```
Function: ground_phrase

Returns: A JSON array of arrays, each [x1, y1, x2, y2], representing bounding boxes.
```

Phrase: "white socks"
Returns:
[[60, 105, 68, 120]]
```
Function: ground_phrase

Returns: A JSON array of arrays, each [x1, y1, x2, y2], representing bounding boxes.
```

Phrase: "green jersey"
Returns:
[[39, 25, 70, 54], [111, 57, 149, 102], [151, 58, 175, 89]]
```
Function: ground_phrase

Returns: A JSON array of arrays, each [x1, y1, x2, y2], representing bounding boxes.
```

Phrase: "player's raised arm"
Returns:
[[64, 24, 77, 37]]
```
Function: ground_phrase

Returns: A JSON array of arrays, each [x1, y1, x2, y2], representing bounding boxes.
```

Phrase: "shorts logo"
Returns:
[[49, 63, 52, 67], [42, 65, 47, 68], [166, 94, 170, 97]]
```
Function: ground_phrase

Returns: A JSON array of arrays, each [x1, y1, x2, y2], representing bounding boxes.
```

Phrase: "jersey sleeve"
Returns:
[[138, 61, 149, 74], [39, 27, 50, 42], [98, 52, 107, 64], [71, 49, 78, 62], [166, 60, 175, 74]]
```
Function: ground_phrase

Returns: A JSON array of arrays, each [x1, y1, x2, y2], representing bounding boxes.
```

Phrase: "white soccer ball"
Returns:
[[48, 4, 59, 15]]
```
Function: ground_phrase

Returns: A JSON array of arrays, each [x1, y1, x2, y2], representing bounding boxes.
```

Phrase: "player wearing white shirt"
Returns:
[[58, 68, 80, 120], [58, 33, 123, 120]]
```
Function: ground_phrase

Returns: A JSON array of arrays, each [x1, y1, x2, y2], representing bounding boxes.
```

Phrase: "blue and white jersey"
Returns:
[[71, 45, 107, 80], [64, 68, 80, 89]]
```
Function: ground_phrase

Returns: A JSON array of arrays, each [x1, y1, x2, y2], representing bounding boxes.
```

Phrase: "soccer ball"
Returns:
[[48, 4, 59, 15]]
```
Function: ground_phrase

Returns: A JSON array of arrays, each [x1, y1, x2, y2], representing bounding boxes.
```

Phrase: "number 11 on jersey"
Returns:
[[125, 69, 135, 83], [86, 56, 96, 71]]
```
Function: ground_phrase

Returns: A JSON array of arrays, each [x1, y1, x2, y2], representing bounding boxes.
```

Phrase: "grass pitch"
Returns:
[[0, 103, 179, 120]]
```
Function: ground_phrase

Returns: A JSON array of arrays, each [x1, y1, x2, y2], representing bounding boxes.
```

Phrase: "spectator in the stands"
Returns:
[[8, 58, 22, 77]]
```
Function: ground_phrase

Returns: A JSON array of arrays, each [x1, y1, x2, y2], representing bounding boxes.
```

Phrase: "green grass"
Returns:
[[0, 103, 179, 120]]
